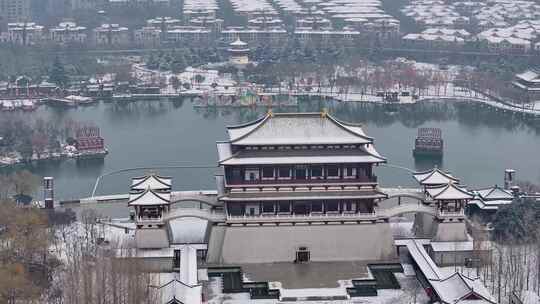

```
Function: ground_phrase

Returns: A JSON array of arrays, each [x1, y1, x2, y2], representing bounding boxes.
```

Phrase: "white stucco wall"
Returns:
[[216, 222, 397, 264]]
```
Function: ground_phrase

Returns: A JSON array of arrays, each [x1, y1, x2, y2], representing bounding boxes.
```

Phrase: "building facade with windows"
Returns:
[[50, 22, 87, 45], [93, 23, 129, 46], [208, 111, 395, 264], [0, 0, 30, 23], [5, 22, 43, 45]]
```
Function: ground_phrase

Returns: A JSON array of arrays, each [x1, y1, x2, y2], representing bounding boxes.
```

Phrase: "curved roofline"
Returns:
[[132, 173, 172, 180], [226, 112, 269, 130], [128, 187, 171, 205], [474, 185, 513, 199], [438, 273, 497, 304], [227, 111, 374, 144], [326, 113, 374, 141], [131, 174, 172, 189], [413, 167, 460, 183], [428, 183, 474, 199]]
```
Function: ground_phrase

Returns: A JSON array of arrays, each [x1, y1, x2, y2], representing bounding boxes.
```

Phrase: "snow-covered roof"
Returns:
[[128, 188, 171, 206], [431, 272, 496, 304], [426, 183, 474, 200], [219, 147, 386, 165], [468, 198, 512, 210], [131, 174, 172, 191], [226, 111, 374, 146], [516, 70, 540, 83], [402, 239, 495, 304], [229, 38, 247, 46], [430, 240, 473, 252], [474, 185, 513, 201], [413, 167, 459, 186]]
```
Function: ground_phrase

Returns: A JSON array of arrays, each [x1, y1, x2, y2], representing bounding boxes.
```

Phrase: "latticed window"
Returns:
[[262, 167, 274, 178], [311, 166, 323, 178]]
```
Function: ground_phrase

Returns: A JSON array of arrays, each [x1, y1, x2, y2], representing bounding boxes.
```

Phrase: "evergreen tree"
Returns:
[[171, 55, 187, 73], [49, 56, 68, 88]]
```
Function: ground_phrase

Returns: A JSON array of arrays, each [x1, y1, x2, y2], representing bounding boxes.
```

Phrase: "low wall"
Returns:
[[216, 222, 396, 264]]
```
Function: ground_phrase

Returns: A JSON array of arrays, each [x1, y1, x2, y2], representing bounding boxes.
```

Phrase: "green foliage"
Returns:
[[49, 56, 68, 88]]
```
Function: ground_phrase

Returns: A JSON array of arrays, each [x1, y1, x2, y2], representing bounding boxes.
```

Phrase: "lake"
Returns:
[[3, 98, 540, 200]]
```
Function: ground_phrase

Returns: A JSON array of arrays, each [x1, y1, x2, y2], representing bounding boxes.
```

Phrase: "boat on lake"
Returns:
[[413, 127, 443, 158]]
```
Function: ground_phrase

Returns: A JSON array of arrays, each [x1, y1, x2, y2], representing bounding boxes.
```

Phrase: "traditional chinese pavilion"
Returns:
[[210, 111, 395, 264], [413, 128, 443, 157], [228, 38, 250, 65], [129, 174, 172, 249], [75, 125, 105, 152], [413, 167, 459, 190]]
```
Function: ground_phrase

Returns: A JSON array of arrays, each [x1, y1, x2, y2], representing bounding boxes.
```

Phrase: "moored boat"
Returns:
[[413, 127, 443, 158]]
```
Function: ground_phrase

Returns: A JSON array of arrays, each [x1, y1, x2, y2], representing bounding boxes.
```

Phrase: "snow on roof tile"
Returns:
[[226, 112, 374, 146], [128, 188, 171, 206], [131, 174, 172, 191], [474, 185, 513, 200], [413, 167, 460, 185], [426, 183, 474, 200]]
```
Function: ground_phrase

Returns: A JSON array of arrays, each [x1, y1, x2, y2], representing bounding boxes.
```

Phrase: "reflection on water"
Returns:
[[1, 98, 540, 200]]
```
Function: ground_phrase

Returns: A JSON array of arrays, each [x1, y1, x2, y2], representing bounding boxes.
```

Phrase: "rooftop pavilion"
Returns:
[[128, 174, 173, 249], [131, 174, 172, 192], [413, 167, 459, 188]]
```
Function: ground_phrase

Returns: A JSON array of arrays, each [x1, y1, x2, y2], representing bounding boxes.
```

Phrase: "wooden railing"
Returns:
[[226, 175, 377, 186], [226, 211, 378, 223]]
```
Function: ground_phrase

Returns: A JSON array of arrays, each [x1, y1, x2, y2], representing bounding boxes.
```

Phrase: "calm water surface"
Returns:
[[3, 99, 540, 200]]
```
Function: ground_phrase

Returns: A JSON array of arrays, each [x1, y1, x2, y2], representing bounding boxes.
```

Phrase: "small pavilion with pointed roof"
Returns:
[[425, 182, 474, 215], [128, 174, 173, 249], [413, 167, 459, 189], [131, 174, 172, 193], [129, 187, 171, 222], [228, 38, 250, 65]]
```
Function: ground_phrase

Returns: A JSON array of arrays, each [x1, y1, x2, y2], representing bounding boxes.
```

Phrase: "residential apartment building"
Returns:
[[0, 0, 31, 23]]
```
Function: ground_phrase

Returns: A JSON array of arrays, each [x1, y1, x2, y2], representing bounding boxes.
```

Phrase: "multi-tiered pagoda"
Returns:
[[212, 111, 394, 264]]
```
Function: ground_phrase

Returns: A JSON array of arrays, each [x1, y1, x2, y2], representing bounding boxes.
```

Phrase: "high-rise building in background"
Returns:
[[70, 0, 103, 11], [0, 0, 31, 23]]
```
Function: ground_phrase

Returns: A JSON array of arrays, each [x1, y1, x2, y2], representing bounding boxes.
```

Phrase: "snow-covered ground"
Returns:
[[205, 269, 429, 304]]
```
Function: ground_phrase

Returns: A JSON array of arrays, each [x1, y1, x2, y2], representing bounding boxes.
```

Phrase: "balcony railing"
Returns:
[[226, 175, 377, 186], [437, 209, 465, 218], [137, 216, 163, 223], [226, 211, 378, 223]]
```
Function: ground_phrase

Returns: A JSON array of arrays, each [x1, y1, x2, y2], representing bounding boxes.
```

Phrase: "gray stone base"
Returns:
[[432, 221, 469, 242], [208, 222, 396, 264], [135, 228, 170, 249]]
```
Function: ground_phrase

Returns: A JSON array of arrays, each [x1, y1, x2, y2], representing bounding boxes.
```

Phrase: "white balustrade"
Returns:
[[226, 211, 378, 223]]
